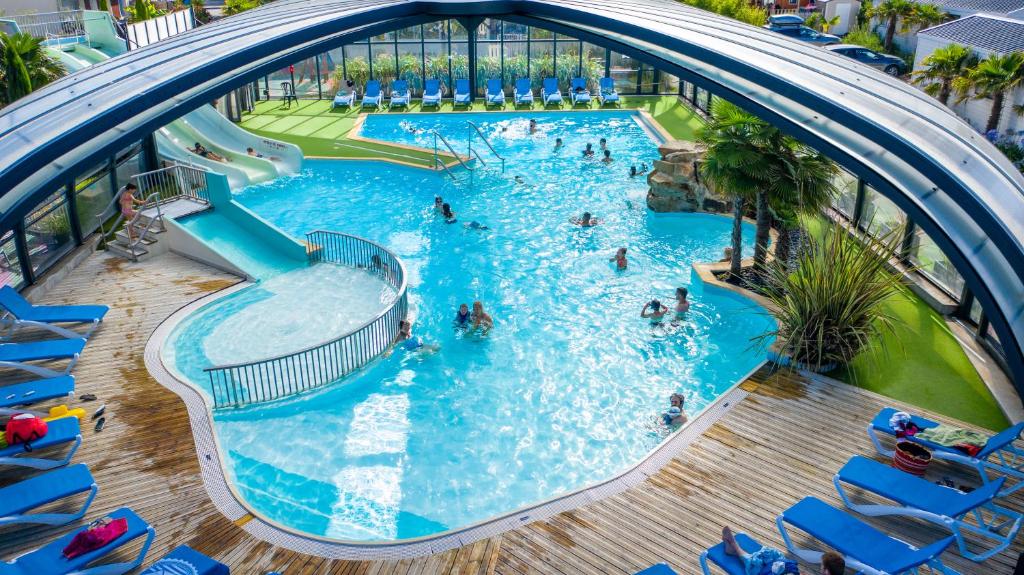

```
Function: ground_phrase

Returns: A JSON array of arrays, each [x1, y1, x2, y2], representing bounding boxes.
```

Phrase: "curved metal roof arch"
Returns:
[[1, 0, 1022, 394]]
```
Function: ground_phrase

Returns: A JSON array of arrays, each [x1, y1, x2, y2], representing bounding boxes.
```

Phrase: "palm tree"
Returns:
[[697, 100, 772, 278], [768, 150, 839, 268], [909, 3, 948, 31], [805, 13, 841, 34], [0, 32, 65, 106], [954, 52, 1024, 133], [867, 0, 916, 52], [913, 44, 976, 106]]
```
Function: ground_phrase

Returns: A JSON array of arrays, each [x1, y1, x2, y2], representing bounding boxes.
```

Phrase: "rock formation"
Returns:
[[646, 140, 731, 213]]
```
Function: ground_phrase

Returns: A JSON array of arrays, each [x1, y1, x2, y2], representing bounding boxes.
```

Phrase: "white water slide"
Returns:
[[51, 44, 302, 189]]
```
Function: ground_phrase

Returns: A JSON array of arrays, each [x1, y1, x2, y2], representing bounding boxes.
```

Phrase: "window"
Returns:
[[424, 42, 451, 92], [0, 231, 25, 290], [476, 40, 501, 95], [609, 51, 638, 94], [24, 190, 75, 278], [397, 42, 423, 95], [908, 227, 965, 296], [323, 47, 345, 94], [371, 43, 397, 87], [860, 185, 906, 239], [831, 169, 859, 218], [343, 44, 371, 90], [503, 41, 528, 92], [290, 57, 320, 99], [529, 40, 554, 86], [115, 148, 146, 192], [555, 40, 580, 87], [75, 160, 115, 236], [582, 43, 606, 87]]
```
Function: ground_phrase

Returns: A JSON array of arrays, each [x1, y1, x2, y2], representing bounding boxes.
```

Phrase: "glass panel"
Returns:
[[908, 227, 965, 296], [639, 66, 656, 94], [582, 43, 605, 86], [503, 41, 528, 92], [371, 42, 397, 87], [371, 30, 395, 42], [397, 42, 423, 94], [396, 25, 421, 41], [450, 20, 468, 40], [343, 44, 371, 90], [659, 72, 680, 94], [609, 51, 638, 94], [531, 26, 554, 40], [969, 296, 983, 325], [115, 150, 146, 191], [424, 42, 451, 92], [529, 41, 554, 86], [503, 22, 528, 40], [323, 48, 345, 95], [557, 33, 577, 41], [477, 19, 500, 40], [0, 231, 25, 290], [24, 190, 75, 278], [556, 41, 580, 86], [450, 42, 470, 83], [986, 320, 1001, 344], [290, 57, 319, 98], [75, 161, 114, 236], [695, 86, 710, 112], [831, 168, 859, 218], [476, 41, 501, 95], [861, 186, 906, 239], [423, 20, 448, 40], [266, 66, 293, 98]]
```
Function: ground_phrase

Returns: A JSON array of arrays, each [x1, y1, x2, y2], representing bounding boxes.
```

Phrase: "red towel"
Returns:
[[62, 518, 128, 559]]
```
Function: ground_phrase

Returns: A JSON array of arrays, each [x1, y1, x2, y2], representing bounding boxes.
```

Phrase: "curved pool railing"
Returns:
[[203, 230, 408, 409]]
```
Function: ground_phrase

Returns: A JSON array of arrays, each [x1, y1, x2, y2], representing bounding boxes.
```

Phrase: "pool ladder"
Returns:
[[432, 131, 473, 182], [466, 121, 506, 174], [431, 123, 506, 183]]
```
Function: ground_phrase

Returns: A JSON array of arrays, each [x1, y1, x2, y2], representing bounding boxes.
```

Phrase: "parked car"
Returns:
[[763, 15, 840, 46], [825, 44, 907, 76]]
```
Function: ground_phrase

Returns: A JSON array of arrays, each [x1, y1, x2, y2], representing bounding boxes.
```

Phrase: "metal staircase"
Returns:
[[431, 122, 507, 187]]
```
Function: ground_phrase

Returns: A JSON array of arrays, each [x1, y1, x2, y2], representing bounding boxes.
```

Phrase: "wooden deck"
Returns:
[[1, 249, 1022, 574]]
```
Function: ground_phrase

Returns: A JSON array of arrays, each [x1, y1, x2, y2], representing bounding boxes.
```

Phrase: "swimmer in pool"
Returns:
[[599, 137, 608, 150], [471, 301, 494, 332], [434, 195, 444, 213], [386, 320, 438, 357], [571, 211, 600, 227], [674, 287, 690, 316], [442, 203, 457, 224], [601, 149, 613, 164], [554, 137, 563, 150], [662, 394, 688, 426], [641, 299, 669, 323], [582, 143, 595, 158], [465, 221, 489, 231], [454, 303, 472, 328], [529, 119, 538, 134], [514, 175, 525, 185], [630, 165, 638, 177], [610, 247, 627, 270]]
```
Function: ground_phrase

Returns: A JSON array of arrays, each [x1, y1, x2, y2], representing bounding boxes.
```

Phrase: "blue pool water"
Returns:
[[164, 111, 773, 541]]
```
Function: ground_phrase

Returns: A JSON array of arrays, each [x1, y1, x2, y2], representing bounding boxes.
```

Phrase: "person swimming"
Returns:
[[514, 175, 525, 185], [601, 149, 613, 164], [641, 299, 669, 323], [454, 303, 472, 328], [572, 211, 600, 227], [610, 247, 627, 270], [470, 301, 494, 332], [599, 137, 608, 150], [630, 165, 638, 177], [554, 137, 563, 150], [385, 320, 438, 356], [674, 287, 690, 316], [529, 119, 538, 134], [466, 221, 489, 230], [639, 162, 649, 174], [662, 393, 688, 425], [442, 202, 457, 223], [434, 196, 444, 212], [582, 143, 595, 157]]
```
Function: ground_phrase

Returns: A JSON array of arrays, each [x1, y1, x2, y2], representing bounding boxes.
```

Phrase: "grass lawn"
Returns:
[[798, 218, 1008, 430], [240, 96, 703, 166]]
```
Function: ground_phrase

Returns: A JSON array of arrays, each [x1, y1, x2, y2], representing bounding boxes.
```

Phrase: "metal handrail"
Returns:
[[467, 121, 506, 173], [203, 231, 409, 409], [433, 131, 473, 172], [434, 156, 458, 181], [122, 192, 162, 260]]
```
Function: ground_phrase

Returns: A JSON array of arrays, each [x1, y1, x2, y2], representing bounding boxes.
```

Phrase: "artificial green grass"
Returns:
[[797, 218, 1008, 430], [240, 96, 703, 166]]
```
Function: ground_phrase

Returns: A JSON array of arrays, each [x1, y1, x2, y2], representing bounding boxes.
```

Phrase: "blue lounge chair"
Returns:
[[0, 338, 87, 376], [699, 532, 767, 575], [777, 497, 958, 575], [454, 79, 472, 107], [0, 375, 75, 414], [0, 463, 97, 526], [835, 455, 1021, 562], [570, 77, 592, 107], [361, 80, 382, 109], [598, 77, 621, 106], [0, 507, 154, 575], [0, 286, 107, 339], [541, 77, 563, 107], [635, 564, 678, 575], [869, 406, 1024, 496], [141, 545, 228, 575], [390, 79, 410, 108], [422, 78, 442, 108], [332, 88, 354, 108], [514, 78, 534, 106], [0, 416, 81, 470], [485, 78, 505, 107]]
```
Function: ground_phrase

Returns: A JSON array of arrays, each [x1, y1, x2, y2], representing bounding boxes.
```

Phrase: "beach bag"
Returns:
[[62, 517, 128, 559], [894, 441, 931, 476], [4, 413, 47, 450]]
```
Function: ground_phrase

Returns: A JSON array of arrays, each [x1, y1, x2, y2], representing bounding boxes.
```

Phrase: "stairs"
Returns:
[[106, 213, 166, 262]]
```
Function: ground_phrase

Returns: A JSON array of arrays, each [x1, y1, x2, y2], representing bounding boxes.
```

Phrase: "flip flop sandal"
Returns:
[[92, 404, 106, 420], [94, 417, 105, 432], [79, 394, 97, 401]]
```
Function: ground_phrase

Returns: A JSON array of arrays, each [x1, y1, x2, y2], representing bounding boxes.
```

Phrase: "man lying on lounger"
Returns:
[[721, 527, 845, 575]]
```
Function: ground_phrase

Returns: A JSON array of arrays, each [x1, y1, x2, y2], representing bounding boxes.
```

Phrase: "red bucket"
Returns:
[[893, 441, 932, 476]]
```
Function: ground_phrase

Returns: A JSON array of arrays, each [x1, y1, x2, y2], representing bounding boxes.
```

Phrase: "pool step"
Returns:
[[106, 216, 168, 262]]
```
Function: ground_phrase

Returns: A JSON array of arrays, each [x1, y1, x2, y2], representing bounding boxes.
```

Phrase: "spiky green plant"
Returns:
[[0, 32, 65, 106], [756, 223, 906, 372]]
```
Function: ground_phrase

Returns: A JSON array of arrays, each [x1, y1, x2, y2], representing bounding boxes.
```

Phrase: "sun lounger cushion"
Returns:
[[140, 545, 229, 575], [783, 497, 955, 574], [0, 416, 79, 457], [0, 286, 108, 324], [1, 376, 74, 408], [839, 455, 1003, 518], [872, 407, 1024, 459], [702, 532, 765, 575], [634, 564, 678, 575], [0, 463, 94, 518], [0, 339, 86, 362]]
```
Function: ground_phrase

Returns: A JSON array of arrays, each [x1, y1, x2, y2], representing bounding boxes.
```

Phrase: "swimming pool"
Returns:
[[163, 110, 773, 542]]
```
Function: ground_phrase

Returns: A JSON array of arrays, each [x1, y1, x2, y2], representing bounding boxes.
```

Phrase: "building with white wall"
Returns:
[[914, 14, 1024, 136]]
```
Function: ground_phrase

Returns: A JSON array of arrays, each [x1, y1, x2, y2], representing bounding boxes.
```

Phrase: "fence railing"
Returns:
[[10, 11, 86, 39], [204, 231, 408, 409]]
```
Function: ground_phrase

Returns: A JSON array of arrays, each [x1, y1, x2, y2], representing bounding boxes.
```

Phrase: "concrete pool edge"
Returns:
[[145, 277, 767, 558]]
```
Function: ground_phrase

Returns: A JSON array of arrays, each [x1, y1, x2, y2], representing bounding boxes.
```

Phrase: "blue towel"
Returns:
[[141, 545, 228, 575]]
